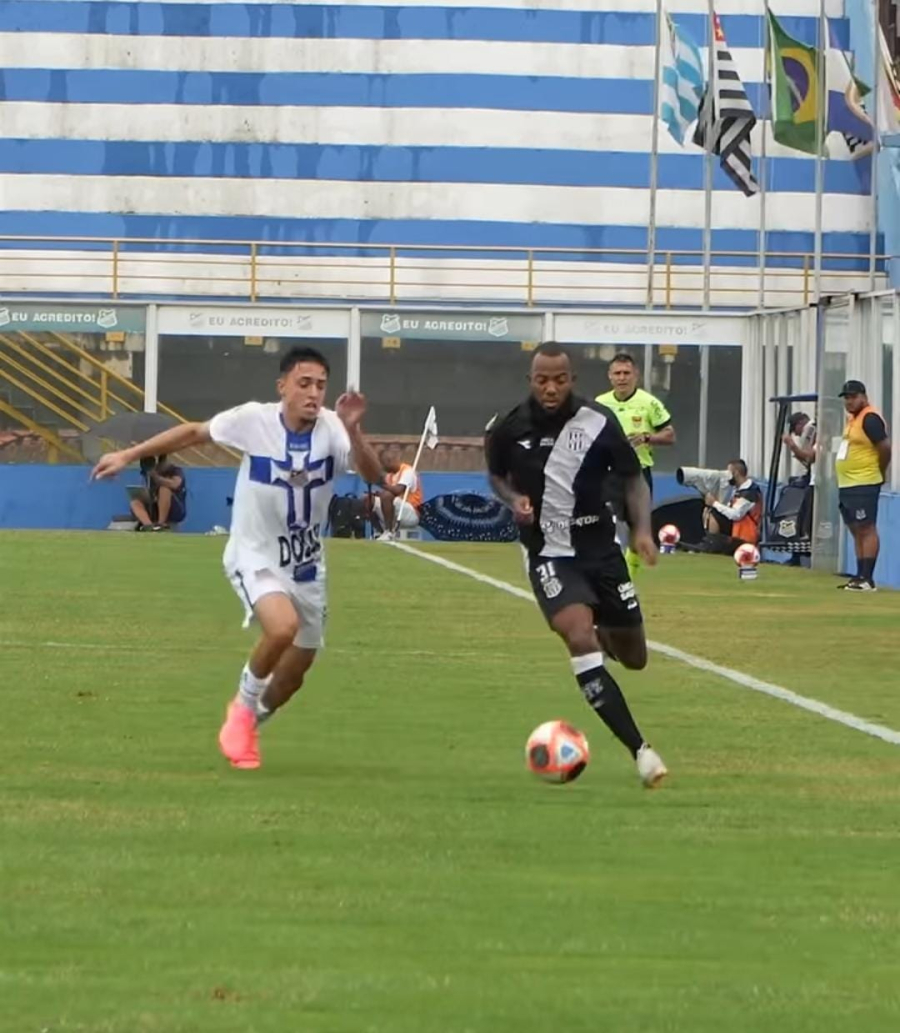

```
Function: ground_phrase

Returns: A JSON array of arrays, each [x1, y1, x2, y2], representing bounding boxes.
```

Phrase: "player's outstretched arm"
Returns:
[[91, 422, 212, 480], [335, 391, 383, 484], [623, 472, 657, 567]]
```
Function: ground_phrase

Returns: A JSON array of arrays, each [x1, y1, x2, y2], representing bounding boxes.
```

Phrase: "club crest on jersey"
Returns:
[[536, 561, 563, 599], [517, 438, 533, 449], [286, 467, 309, 487], [566, 427, 588, 453]]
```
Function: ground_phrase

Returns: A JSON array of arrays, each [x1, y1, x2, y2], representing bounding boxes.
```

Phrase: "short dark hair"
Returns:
[[729, 458, 748, 478], [534, 341, 567, 359], [279, 346, 330, 376], [788, 411, 808, 434], [609, 352, 637, 368]]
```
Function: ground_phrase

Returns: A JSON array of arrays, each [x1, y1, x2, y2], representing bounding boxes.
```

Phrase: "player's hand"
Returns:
[[511, 495, 534, 526], [631, 530, 658, 567], [627, 434, 645, 447], [91, 450, 130, 481], [704, 492, 717, 508], [336, 390, 367, 430], [781, 432, 792, 446]]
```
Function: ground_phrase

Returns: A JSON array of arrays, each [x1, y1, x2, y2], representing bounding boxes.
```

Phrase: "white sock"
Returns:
[[255, 700, 274, 726], [237, 664, 269, 710]]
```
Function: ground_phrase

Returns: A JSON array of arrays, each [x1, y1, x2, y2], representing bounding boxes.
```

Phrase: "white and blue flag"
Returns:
[[659, 13, 704, 147]]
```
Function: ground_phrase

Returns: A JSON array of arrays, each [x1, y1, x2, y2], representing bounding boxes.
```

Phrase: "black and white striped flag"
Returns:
[[693, 12, 759, 196]]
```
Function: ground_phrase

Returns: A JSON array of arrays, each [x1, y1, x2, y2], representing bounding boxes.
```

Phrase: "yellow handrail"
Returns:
[[0, 345, 100, 423], [0, 334, 107, 415], [0, 360, 91, 432], [0, 398, 84, 463]]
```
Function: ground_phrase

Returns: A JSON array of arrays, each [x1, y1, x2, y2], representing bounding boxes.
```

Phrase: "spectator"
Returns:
[[368, 444, 422, 541], [783, 411, 817, 484], [835, 380, 892, 591], [131, 454, 187, 531], [701, 459, 763, 552]]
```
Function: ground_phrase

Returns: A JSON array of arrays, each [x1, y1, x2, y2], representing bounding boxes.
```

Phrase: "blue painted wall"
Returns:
[[3, 465, 897, 589]]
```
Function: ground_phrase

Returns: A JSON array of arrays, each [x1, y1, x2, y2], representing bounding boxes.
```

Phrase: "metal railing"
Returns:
[[0, 329, 238, 465], [0, 236, 888, 307]]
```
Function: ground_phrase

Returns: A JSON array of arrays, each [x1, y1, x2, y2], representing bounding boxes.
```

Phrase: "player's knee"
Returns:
[[266, 616, 300, 650], [562, 626, 599, 657]]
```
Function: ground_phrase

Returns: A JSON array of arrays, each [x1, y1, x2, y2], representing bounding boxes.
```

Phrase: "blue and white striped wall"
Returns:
[[0, 0, 882, 292]]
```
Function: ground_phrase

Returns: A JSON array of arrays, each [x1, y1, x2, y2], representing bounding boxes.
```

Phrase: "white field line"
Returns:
[[390, 542, 900, 748]]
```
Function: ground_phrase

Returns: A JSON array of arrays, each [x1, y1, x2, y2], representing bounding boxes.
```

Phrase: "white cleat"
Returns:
[[376, 530, 395, 542], [636, 744, 668, 788]]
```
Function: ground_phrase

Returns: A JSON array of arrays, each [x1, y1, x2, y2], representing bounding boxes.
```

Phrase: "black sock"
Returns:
[[572, 656, 644, 759], [858, 557, 876, 583]]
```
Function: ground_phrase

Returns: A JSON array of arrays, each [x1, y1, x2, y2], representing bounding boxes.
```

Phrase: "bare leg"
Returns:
[[156, 485, 172, 525], [249, 593, 300, 679], [130, 489, 153, 527], [261, 646, 317, 713], [378, 490, 396, 532]]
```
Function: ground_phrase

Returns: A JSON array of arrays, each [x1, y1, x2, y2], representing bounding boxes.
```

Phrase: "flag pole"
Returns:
[[758, 4, 771, 310], [646, 0, 664, 308], [702, 0, 715, 311], [867, 0, 880, 290], [813, 0, 826, 301], [396, 406, 435, 518], [698, 0, 715, 467]]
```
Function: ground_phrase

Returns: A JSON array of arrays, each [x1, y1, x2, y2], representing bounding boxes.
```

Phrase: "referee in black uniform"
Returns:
[[485, 342, 667, 787]]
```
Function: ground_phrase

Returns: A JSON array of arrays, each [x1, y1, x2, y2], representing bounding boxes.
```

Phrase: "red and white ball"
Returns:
[[658, 524, 681, 547], [733, 542, 761, 567], [525, 720, 590, 784]]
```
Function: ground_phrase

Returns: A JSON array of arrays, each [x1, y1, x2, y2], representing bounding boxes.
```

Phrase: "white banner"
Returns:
[[554, 312, 747, 347], [157, 305, 349, 338]]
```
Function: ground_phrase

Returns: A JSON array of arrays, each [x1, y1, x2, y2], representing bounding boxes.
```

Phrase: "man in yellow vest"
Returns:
[[835, 380, 892, 591], [596, 353, 676, 578]]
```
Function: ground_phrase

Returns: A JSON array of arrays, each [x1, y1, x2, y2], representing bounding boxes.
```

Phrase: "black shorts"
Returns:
[[839, 485, 881, 527], [528, 552, 643, 629]]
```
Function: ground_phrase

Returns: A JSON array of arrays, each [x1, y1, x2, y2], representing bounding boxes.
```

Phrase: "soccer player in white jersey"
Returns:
[[92, 346, 383, 770]]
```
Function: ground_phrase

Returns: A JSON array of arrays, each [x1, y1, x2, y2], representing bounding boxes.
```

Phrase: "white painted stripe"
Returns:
[[0, 174, 871, 232], [0, 102, 844, 162], [0, 33, 769, 81], [389, 542, 900, 748], [43, 0, 844, 16]]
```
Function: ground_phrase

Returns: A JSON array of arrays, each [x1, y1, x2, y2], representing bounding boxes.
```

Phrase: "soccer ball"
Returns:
[[733, 542, 761, 567], [525, 720, 590, 784], [658, 524, 681, 546]]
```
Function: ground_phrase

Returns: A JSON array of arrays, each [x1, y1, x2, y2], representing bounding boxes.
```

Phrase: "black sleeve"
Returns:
[[651, 418, 672, 431], [862, 413, 887, 445], [485, 420, 511, 477], [599, 413, 642, 477]]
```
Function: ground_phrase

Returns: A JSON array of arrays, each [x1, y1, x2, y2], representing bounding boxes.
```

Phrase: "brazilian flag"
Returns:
[[767, 9, 821, 155]]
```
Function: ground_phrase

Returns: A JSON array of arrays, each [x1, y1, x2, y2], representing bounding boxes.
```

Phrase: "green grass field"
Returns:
[[3, 531, 900, 1033]]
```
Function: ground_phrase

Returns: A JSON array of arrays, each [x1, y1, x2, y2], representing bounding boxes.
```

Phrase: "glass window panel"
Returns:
[[157, 336, 347, 420], [706, 346, 743, 470]]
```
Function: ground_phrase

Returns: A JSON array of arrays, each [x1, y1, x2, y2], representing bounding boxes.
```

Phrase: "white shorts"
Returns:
[[373, 497, 420, 529], [227, 567, 326, 650]]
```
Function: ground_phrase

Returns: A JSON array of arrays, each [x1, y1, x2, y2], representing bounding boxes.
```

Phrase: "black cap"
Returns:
[[788, 412, 808, 433], [839, 379, 866, 397]]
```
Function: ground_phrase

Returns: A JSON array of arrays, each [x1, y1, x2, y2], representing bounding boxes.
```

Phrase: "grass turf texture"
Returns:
[[2, 531, 899, 1033]]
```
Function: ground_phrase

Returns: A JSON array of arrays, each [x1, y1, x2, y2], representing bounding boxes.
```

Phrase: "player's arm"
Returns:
[[485, 421, 533, 525], [91, 423, 211, 480], [862, 414, 891, 478], [335, 391, 383, 484], [646, 397, 675, 447], [647, 423, 675, 447], [782, 434, 815, 464]]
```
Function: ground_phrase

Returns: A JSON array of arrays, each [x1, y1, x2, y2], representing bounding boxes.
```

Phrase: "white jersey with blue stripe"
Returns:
[[209, 401, 351, 581]]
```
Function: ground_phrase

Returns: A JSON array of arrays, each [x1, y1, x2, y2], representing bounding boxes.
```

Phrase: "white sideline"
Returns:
[[390, 542, 900, 748]]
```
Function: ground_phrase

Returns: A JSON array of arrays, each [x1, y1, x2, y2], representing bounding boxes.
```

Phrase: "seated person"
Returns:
[[700, 458, 762, 553], [130, 454, 187, 531], [367, 444, 422, 541], [782, 411, 817, 485]]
